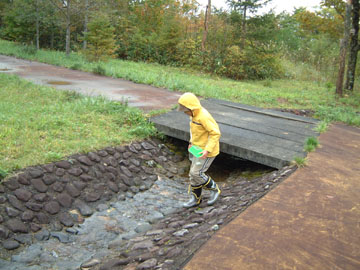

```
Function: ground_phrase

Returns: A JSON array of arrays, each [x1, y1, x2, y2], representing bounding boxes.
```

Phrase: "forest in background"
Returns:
[[0, 0, 358, 90]]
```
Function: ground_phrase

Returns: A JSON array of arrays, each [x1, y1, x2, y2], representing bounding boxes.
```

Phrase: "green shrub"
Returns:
[[293, 157, 307, 167], [92, 64, 107, 76], [83, 13, 116, 62], [0, 168, 8, 180], [304, 137, 319, 152]]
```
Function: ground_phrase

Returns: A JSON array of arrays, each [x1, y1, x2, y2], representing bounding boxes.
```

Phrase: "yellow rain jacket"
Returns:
[[178, 93, 221, 157]]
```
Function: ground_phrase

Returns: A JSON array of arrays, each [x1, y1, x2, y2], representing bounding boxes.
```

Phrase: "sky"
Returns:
[[197, 0, 322, 14]]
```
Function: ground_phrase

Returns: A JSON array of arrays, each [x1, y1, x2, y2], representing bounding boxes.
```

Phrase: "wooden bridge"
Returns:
[[151, 99, 319, 169]]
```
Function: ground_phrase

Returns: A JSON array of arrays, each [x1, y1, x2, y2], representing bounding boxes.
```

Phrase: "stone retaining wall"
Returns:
[[0, 139, 182, 253]]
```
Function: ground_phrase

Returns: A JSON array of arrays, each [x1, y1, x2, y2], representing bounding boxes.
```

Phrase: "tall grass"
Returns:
[[0, 73, 156, 175], [0, 39, 359, 127]]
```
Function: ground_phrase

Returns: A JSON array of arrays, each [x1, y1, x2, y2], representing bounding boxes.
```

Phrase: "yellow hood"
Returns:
[[178, 93, 202, 111]]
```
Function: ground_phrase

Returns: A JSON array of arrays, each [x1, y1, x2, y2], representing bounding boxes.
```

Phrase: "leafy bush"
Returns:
[[0, 168, 8, 180]]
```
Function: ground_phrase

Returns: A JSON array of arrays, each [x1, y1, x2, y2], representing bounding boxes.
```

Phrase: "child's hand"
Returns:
[[200, 150, 209, 159]]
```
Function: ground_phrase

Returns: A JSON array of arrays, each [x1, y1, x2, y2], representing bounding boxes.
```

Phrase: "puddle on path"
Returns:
[[47, 80, 72, 85], [166, 137, 274, 183]]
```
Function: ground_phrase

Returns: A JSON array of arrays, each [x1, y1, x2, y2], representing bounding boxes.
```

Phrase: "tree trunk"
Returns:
[[336, 0, 352, 96], [241, 6, 247, 48], [83, 0, 88, 50], [65, 0, 71, 56], [35, 0, 40, 50], [201, 0, 211, 51], [345, 0, 359, 91]]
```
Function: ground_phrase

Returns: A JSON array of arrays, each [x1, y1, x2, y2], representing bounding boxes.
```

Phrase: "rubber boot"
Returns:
[[183, 184, 202, 208], [203, 178, 221, 206]]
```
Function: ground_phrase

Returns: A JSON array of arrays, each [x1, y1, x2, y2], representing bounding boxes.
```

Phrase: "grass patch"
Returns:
[[314, 121, 330, 133], [0, 73, 156, 174], [304, 137, 319, 152], [0, 39, 359, 126], [292, 157, 307, 168]]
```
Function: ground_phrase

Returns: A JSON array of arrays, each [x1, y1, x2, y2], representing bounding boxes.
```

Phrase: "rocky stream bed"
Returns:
[[0, 139, 296, 270]]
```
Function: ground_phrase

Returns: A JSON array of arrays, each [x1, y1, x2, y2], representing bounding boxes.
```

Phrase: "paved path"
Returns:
[[0, 55, 181, 111], [184, 123, 360, 270]]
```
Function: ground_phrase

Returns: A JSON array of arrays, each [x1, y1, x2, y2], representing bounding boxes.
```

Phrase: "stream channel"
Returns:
[[0, 137, 285, 270]]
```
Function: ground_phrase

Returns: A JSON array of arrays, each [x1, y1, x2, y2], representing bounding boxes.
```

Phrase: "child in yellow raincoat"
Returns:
[[178, 92, 221, 208]]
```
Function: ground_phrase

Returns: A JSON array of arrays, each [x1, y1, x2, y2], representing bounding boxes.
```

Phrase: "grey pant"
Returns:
[[189, 155, 216, 186]]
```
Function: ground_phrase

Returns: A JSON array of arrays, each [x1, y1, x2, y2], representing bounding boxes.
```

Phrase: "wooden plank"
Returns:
[[151, 99, 319, 169]]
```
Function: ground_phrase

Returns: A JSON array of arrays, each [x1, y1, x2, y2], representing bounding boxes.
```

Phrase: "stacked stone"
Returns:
[[94, 165, 296, 270], [0, 139, 180, 252]]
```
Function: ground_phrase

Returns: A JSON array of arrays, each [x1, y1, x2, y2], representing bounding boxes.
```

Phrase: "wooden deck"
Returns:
[[151, 99, 319, 169]]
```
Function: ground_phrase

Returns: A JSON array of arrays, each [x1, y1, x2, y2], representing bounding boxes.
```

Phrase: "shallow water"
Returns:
[[166, 137, 274, 183]]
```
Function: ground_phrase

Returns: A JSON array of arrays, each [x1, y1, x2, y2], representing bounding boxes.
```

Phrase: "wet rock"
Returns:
[[33, 193, 48, 202], [42, 174, 57, 185], [108, 181, 119, 193], [135, 223, 152, 233], [136, 258, 157, 269], [66, 183, 81, 197], [30, 223, 42, 232], [43, 164, 55, 173], [73, 180, 87, 190], [55, 168, 65, 176], [3, 240, 20, 250], [141, 142, 155, 150], [68, 167, 83, 176], [44, 201, 60, 215], [3, 177, 20, 190], [168, 220, 186, 228], [35, 212, 50, 224], [59, 212, 74, 227], [14, 234, 32, 244], [35, 229, 50, 241], [29, 169, 44, 178], [51, 232, 73, 243], [25, 202, 43, 212], [130, 186, 140, 194], [78, 155, 94, 166], [183, 223, 199, 229], [128, 145, 139, 154], [11, 244, 42, 263], [55, 161, 72, 169], [81, 258, 101, 269], [88, 152, 101, 162], [0, 195, 6, 203], [7, 219, 29, 233], [132, 240, 154, 250], [18, 174, 30, 185], [31, 178, 48, 192], [194, 206, 215, 215], [121, 174, 134, 187], [104, 157, 118, 167], [74, 199, 93, 216], [6, 207, 20, 217], [57, 193, 73, 208], [173, 229, 189, 237], [129, 165, 141, 173], [13, 189, 32, 202], [121, 166, 133, 178], [106, 166, 119, 176], [77, 176, 92, 185], [85, 192, 101, 202], [0, 225, 10, 239], [52, 181, 65, 192], [98, 150, 108, 157], [100, 258, 131, 270]]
